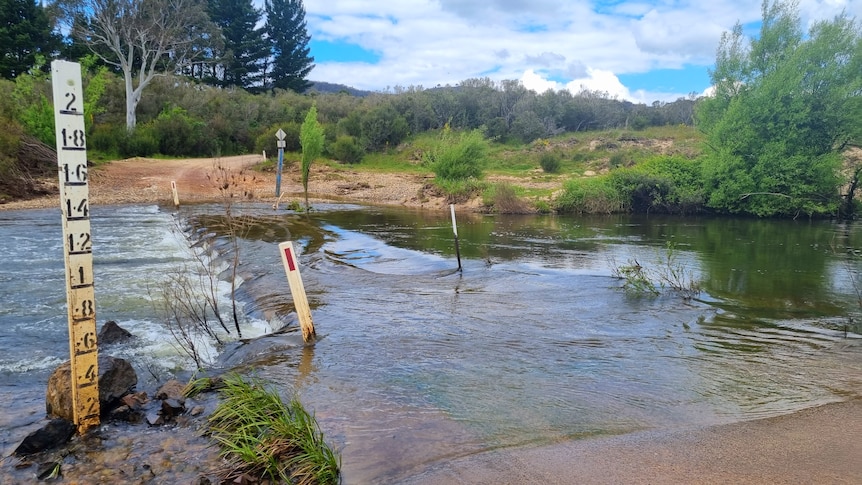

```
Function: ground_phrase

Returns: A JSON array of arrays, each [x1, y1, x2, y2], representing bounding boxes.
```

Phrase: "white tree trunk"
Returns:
[[124, 71, 137, 132]]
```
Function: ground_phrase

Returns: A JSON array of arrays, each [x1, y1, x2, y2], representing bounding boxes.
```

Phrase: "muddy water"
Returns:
[[1, 204, 861, 484]]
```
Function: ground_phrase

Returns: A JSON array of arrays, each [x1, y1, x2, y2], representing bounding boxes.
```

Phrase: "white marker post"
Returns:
[[171, 180, 179, 207], [278, 241, 316, 342], [450, 204, 462, 271], [52, 60, 100, 433]]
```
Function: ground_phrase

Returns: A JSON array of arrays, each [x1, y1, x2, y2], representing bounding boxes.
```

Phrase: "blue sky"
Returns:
[[300, 0, 861, 103]]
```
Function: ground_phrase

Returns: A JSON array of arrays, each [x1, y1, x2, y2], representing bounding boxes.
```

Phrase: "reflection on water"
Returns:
[[1, 204, 860, 484]]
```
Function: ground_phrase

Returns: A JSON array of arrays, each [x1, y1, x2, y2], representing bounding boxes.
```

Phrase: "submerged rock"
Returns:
[[98, 320, 134, 345], [14, 419, 75, 456]]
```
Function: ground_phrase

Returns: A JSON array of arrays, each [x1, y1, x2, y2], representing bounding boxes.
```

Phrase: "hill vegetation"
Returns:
[[0, 1, 858, 218]]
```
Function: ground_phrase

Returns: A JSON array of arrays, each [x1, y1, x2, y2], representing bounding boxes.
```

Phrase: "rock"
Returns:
[[14, 419, 75, 456], [121, 391, 149, 410], [98, 320, 133, 345], [46, 355, 138, 420], [160, 398, 185, 419], [146, 410, 164, 426], [108, 404, 134, 422], [190, 405, 205, 416], [156, 380, 186, 403]]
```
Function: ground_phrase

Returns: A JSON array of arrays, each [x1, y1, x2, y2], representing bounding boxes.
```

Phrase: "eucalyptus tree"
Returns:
[[264, 0, 314, 92], [56, 0, 220, 131], [697, 0, 861, 217]]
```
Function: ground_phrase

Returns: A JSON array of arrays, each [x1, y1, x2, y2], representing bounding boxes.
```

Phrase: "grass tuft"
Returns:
[[207, 373, 340, 484]]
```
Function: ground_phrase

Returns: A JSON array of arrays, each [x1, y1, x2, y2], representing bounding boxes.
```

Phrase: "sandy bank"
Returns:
[[402, 399, 862, 484]]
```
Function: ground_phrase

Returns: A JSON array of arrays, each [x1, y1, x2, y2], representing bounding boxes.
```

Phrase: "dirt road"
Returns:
[[1, 155, 441, 211]]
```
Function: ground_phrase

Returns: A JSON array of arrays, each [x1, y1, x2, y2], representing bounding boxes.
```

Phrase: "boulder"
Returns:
[[46, 355, 138, 420], [97, 320, 133, 345]]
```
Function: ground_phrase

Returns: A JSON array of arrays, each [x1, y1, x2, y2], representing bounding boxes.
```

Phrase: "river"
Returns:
[[1, 202, 860, 483]]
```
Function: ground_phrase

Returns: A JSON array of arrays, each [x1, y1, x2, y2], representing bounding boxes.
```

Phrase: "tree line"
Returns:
[[2, 0, 314, 130], [0, 0, 859, 218]]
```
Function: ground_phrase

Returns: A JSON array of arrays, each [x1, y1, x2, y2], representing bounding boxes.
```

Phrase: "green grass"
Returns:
[[205, 373, 340, 485]]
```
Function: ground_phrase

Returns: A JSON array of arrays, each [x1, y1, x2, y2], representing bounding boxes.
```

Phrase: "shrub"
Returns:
[[331, 135, 364, 164], [534, 199, 552, 214], [433, 178, 487, 203], [425, 128, 489, 181], [539, 152, 561, 173], [609, 152, 627, 168], [360, 104, 409, 151], [555, 176, 623, 214], [117, 127, 158, 158], [484, 182, 531, 213], [149, 105, 216, 156], [608, 156, 704, 214], [88, 123, 124, 155], [634, 155, 704, 213]]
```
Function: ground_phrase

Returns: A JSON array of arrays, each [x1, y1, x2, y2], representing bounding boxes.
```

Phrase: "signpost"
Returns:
[[52, 60, 100, 433], [275, 128, 286, 197], [278, 241, 316, 342]]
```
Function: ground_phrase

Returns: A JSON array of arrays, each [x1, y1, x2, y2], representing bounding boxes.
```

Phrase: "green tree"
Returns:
[[264, 0, 314, 92], [360, 102, 409, 151], [207, 0, 269, 90], [697, 0, 861, 217], [0, 0, 59, 79], [300, 104, 323, 208], [57, 0, 220, 131]]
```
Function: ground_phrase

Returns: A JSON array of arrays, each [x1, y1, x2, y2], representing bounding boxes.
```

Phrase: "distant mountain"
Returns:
[[308, 81, 373, 97]]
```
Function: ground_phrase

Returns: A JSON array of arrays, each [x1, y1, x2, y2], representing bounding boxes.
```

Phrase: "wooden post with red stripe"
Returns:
[[278, 241, 316, 342]]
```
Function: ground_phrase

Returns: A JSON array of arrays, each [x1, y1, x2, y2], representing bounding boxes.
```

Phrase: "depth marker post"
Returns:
[[279, 241, 316, 342], [450, 204, 462, 271], [52, 60, 100, 433]]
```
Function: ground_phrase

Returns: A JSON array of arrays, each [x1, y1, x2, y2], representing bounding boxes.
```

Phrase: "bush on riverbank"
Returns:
[[555, 154, 705, 215]]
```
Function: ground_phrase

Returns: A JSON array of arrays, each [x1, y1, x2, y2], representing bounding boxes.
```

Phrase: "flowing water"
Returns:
[[1, 203, 861, 483]]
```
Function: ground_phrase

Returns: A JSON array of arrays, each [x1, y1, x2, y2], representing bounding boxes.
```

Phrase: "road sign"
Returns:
[[52, 60, 100, 433], [276, 128, 285, 196]]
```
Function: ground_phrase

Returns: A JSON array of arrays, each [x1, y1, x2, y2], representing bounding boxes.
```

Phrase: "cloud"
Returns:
[[523, 52, 566, 68], [520, 67, 635, 101], [300, 0, 861, 103], [632, 9, 726, 60]]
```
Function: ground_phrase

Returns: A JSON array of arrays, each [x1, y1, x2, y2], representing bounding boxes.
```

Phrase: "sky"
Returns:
[[295, 0, 861, 104]]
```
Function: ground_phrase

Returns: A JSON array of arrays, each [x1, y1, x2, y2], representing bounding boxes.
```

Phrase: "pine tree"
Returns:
[[207, 0, 269, 90], [0, 0, 59, 78], [264, 0, 314, 92]]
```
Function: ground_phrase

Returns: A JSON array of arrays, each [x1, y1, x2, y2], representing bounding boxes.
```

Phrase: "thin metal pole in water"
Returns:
[[450, 204, 462, 271]]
